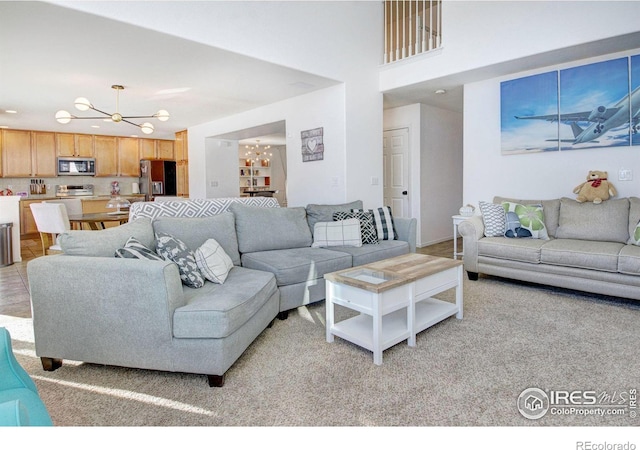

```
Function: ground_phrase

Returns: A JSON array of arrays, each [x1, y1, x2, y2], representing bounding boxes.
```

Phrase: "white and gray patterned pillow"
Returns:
[[115, 236, 163, 261], [155, 232, 205, 288], [352, 206, 398, 240], [479, 201, 506, 237], [311, 219, 362, 248], [195, 239, 233, 284], [333, 211, 378, 244]]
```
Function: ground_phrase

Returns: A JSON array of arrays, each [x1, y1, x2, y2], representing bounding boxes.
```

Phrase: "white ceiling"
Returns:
[[4, 2, 640, 146], [0, 2, 338, 141]]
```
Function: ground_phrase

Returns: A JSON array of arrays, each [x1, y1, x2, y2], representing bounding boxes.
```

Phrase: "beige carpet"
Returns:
[[2, 275, 639, 427]]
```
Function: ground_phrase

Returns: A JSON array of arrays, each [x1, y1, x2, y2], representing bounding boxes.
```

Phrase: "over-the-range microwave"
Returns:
[[57, 157, 96, 176]]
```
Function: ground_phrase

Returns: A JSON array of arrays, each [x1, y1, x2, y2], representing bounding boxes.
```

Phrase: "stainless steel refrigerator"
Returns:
[[139, 160, 177, 201]]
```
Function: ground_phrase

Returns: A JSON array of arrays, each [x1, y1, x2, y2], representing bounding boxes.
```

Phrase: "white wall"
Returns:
[[463, 49, 640, 208], [384, 103, 463, 247], [380, 1, 640, 92], [420, 104, 463, 245], [62, 1, 385, 208], [190, 85, 350, 207]]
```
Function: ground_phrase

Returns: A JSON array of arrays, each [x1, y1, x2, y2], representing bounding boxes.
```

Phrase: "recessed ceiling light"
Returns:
[[91, 125, 100, 128], [155, 87, 191, 95], [5, 110, 17, 114], [434, 89, 446, 95]]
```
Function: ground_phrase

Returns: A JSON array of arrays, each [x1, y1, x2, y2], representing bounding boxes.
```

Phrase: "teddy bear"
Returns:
[[573, 170, 617, 204]]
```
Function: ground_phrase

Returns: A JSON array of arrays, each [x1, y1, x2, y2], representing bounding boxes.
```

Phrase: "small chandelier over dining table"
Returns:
[[55, 85, 169, 135], [244, 140, 272, 163]]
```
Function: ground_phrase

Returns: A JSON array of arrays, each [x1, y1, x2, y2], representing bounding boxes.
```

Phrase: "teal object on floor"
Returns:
[[0, 327, 52, 426]]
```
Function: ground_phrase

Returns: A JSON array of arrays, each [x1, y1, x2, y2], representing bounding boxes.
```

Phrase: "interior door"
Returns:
[[383, 128, 410, 218]]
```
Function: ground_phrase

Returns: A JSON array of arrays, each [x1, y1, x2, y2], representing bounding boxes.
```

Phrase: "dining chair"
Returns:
[[29, 203, 70, 255], [46, 199, 83, 229]]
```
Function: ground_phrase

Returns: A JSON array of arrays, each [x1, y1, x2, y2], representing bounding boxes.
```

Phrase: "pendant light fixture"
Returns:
[[55, 85, 169, 134]]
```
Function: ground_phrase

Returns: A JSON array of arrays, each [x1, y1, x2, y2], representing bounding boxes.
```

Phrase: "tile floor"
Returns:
[[0, 237, 460, 319]]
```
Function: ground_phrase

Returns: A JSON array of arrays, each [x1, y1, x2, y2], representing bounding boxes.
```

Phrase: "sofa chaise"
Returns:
[[28, 198, 417, 386], [458, 196, 640, 301]]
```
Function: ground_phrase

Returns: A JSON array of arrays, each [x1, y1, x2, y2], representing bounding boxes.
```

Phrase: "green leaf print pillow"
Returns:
[[502, 202, 549, 240], [633, 220, 640, 245]]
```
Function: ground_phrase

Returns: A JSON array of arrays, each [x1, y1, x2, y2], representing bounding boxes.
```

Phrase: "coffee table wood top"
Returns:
[[325, 253, 462, 294]]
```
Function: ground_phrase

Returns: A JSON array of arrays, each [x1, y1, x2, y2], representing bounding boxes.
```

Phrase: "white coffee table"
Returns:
[[325, 253, 463, 365]]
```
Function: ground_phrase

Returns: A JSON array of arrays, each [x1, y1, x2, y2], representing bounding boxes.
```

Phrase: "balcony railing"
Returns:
[[384, 0, 442, 64]]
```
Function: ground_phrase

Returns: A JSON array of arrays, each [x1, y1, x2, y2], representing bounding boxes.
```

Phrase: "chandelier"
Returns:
[[244, 140, 272, 163], [55, 85, 169, 135]]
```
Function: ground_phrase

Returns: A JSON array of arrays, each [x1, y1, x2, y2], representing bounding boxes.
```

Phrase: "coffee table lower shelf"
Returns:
[[329, 297, 459, 361]]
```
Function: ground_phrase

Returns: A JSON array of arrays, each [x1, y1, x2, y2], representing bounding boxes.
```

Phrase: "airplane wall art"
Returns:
[[501, 55, 640, 155]]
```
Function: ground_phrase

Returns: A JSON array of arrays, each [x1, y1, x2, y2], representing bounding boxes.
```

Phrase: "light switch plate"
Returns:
[[618, 169, 633, 181]]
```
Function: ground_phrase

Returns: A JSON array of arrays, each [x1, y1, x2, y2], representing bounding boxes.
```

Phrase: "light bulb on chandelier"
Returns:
[[55, 85, 169, 134]]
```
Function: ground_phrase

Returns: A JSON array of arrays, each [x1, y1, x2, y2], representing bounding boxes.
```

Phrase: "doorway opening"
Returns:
[[211, 121, 287, 206]]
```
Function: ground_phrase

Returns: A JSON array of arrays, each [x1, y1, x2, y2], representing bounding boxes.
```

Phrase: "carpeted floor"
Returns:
[[2, 275, 639, 428]]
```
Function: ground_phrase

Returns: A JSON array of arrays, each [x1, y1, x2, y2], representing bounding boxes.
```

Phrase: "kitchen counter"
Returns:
[[20, 194, 146, 201]]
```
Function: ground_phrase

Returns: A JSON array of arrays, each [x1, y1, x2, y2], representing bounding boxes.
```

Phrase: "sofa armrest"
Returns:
[[27, 255, 185, 365], [394, 217, 417, 253], [458, 215, 484, 274]]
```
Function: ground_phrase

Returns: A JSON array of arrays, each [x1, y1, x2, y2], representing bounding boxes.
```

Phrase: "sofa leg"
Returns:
[[207, 374, 225, 387], [41, 357, 63, 371], [267, 319, 275, 328], [467, 271, 479, 281], [277, 311, 289, 321]]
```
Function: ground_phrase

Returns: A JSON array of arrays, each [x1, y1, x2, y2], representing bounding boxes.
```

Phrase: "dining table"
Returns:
[[68, 211, 129, 230]]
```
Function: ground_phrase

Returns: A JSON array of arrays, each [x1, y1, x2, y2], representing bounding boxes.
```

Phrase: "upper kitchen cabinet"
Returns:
[[31, 132, 57, 177], [175, 130, 189, 197], [93, 135, 118, 177], [56, 133, 93, 157], [118, 137, 140, 177], [139, 139, 174, 160], [175, 130, 188, 162], [1, 130, 56, 177]]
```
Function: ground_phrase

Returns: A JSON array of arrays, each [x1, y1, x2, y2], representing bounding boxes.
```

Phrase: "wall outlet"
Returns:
[[371, 176, 379, 186], [618, 169, 633, 181], [210, 181, 219, 187]]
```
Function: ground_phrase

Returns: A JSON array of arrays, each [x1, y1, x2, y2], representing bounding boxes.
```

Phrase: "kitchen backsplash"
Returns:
[[2, 176, 140, 197]]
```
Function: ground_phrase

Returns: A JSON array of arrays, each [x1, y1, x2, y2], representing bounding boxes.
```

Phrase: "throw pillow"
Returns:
[[352, 206, 398, 240], [305, 200, 364, 235], [479, 201, 506, 237], [312, 218, 362, 248], [633, 220, 640, 246], [333, 211, 378, 244], [155, 232, 205, 289], [504, 211, 532, 238], [115, 236, 163, 260], [194, 239, 234, 284], [502, 202, 549, 240]]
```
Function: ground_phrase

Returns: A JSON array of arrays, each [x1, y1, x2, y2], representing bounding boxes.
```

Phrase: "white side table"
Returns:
[[452, 215, 468, 259]]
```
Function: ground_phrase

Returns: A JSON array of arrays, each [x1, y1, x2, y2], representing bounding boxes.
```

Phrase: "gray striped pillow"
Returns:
[[115, 236, 163, 261]]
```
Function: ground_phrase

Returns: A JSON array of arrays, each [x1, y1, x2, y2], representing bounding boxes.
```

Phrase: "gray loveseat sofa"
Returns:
[[458, 196, 640, 301], [28, 198, 416, 386]]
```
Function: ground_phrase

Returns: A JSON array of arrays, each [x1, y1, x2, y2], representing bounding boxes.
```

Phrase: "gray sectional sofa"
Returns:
[[458, 196, 640, 301], [27, 198, 416, 386]]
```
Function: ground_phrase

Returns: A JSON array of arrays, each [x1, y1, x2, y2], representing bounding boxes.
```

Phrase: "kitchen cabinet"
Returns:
[[1, 130, 56, 177], [118, 137, 140, 177], [31, 132, 57, 177], [175, 130, 189, 197], [157, 140, 174, 160], [139, 139, 174, 160], [56, 133, 93, 157], [20, 199, 42, 237], [93, 136, 118, 177]]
